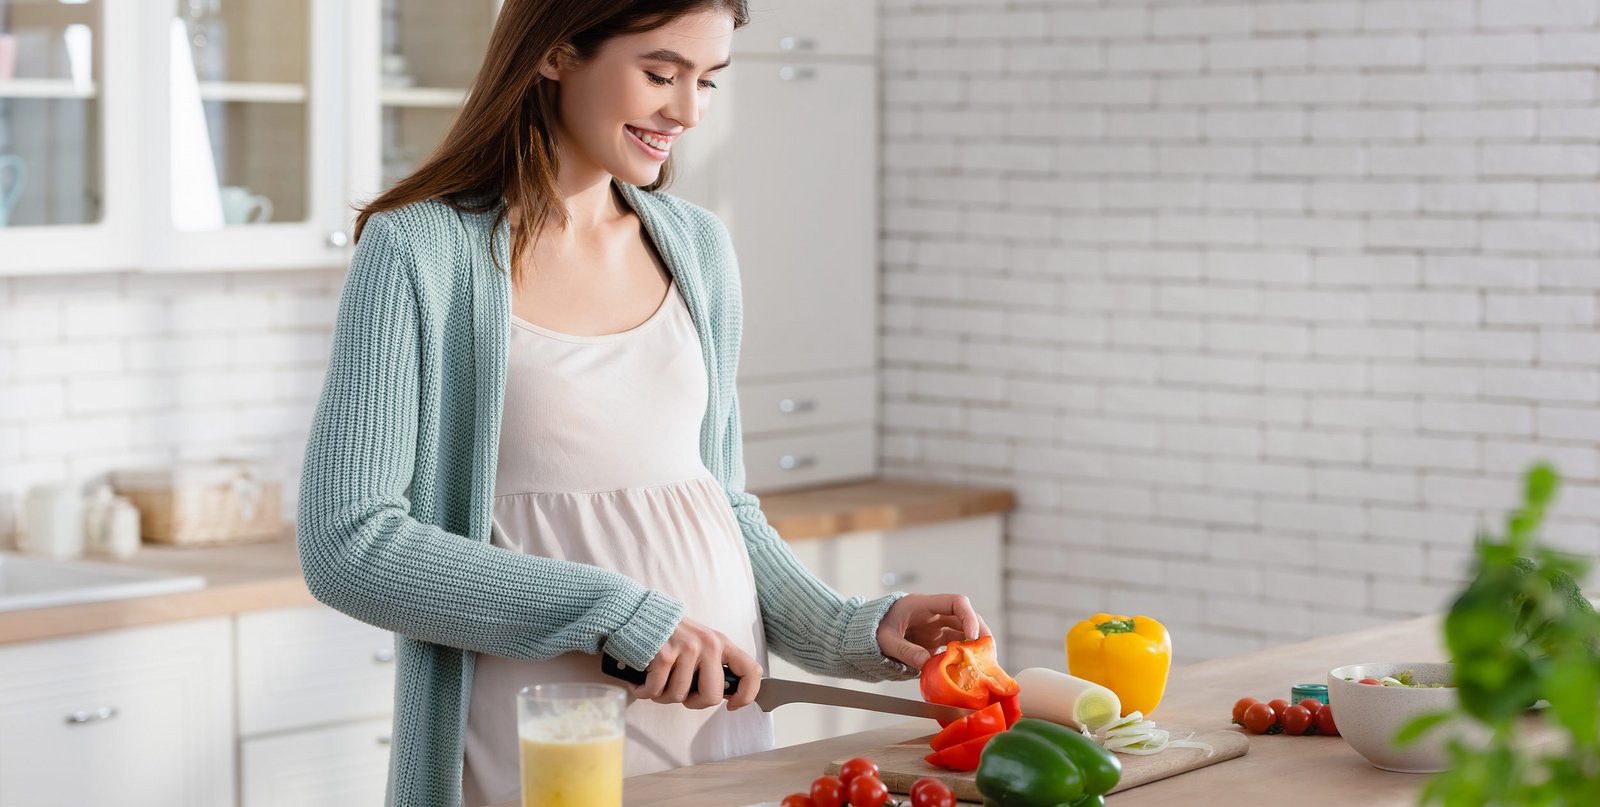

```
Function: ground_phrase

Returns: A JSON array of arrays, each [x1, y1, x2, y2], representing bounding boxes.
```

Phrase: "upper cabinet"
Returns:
[[0, 0, 139, 274], [734, 0, 877, 58]]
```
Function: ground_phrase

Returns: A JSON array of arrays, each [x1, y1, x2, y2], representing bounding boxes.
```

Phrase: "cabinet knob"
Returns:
[[374, 647, 396, 663], [881, 570, 920, 588], [778, 36, 816, 51], [327, 231, 350, 248], [65, 706, 118, 725], [377, 734, 393, 746], [778, 397, 816, 414], [777, 66, 816, 82], [778, 454, 817, 471]]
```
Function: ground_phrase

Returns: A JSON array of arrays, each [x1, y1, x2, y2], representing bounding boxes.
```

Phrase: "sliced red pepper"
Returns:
[[919, 635, 1022, 713], [932, 730, 996, 772], [997, 693, 1023, 728], [930, 702, 1006, 752], [923, 749, 944, 767]]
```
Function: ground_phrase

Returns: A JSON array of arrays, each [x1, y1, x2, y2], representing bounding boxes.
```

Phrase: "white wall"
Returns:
[[0, 269, 341, 548], [879, 0, 1600, 666]]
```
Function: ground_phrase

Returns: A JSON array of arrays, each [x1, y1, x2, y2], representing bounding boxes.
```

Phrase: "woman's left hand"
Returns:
[[876, 593, 991, 670]]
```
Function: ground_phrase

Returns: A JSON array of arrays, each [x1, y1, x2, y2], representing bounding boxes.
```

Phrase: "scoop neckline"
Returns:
[[510, 279, 677, 344]]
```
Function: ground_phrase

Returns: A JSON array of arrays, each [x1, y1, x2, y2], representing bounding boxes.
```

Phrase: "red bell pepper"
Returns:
[[930, 702, 1006, 752], [924, 730, 996, 772], [920, 635, 1022, 714]]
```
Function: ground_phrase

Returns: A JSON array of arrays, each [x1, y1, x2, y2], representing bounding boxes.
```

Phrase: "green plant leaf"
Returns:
[[1395, 710, 1455, 747], [1544, 651, 1600, 749]]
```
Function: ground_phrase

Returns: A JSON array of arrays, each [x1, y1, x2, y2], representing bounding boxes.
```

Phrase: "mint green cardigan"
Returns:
[[296, 179, 914, 807]]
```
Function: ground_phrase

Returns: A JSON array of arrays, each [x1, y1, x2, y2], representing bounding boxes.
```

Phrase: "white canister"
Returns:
[[20, 482, 86, 560], [83, 483, 116, 557], [104, 497, 143, 559]]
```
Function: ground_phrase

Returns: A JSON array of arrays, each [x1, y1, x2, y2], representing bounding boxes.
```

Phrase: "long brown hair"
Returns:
[[353, 0, 748, 282]]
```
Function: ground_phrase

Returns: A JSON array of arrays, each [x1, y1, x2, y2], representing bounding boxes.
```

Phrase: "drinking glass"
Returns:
[[517, 682, 626, 807]]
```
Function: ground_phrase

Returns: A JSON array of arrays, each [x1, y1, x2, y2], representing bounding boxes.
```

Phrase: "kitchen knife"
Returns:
[[600, 653, 972, 723]]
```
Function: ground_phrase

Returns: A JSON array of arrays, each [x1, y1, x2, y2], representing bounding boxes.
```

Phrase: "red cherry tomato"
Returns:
[[1242, 701, 1276, 734], [780, 795, 815, 807], [1267, 699, 1290, 723], [1281, 704, 1313, 735], [1232, 697, 1258, 722], [1315, 703, 1339, 736], [809, 775, 846, 807], [1298, 698, 1323, 714], [838, 756, 879, 787], [910, 777, 957, 807], [847, 775, 890, 807], [1358, 678, 1382, 686]]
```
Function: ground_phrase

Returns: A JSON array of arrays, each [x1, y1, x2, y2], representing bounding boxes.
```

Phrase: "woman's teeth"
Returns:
[[629, 126, 671, 151]]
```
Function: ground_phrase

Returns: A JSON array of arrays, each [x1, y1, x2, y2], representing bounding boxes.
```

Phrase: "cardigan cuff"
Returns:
[[601, 587, 687, 672], [839, 590, 919, 683]]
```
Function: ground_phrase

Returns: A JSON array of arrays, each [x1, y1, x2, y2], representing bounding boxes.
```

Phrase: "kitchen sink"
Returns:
[[0, 552, 207, 612]]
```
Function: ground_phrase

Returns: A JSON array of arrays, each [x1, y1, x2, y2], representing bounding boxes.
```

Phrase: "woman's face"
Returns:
[[544, 9, 734, 188]]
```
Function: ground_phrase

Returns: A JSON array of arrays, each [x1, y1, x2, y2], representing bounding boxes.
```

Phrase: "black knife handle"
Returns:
[[600, 652, 741, 697]]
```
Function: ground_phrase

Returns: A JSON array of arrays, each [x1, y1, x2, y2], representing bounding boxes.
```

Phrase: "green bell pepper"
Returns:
[[1010, 718, 1122, 796], [974, 729, 1085, 807]]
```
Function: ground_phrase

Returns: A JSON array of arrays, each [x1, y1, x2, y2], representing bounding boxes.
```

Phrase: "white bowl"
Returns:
[[1326, 662, 1486, 773]]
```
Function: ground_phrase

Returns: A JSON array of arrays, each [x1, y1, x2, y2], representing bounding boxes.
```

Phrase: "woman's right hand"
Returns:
[[632, 617, 762, 711]]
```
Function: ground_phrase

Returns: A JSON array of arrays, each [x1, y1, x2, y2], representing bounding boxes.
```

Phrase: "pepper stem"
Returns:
[[1096, 618, 1137, 634]]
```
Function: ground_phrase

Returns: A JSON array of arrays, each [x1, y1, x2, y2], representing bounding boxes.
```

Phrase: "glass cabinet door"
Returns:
[[0, 0, 102, 229]]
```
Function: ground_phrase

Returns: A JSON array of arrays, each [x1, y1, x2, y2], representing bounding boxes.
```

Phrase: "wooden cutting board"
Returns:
[[825, 726, 1248, 802]]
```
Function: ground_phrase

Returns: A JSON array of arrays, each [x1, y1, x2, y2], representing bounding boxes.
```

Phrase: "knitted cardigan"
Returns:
[[296, 178, 915, 807]]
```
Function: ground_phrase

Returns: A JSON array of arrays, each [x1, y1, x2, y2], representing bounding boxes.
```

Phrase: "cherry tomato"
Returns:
[[838, 756, 879, 787], [809, 775, 846, 807], [1232, 697, 1258, 722], [1281, 704, 1313, 735], [1267, 699, 1290, 723], [780, 795, 815, 807], [1358, 678, 1382, 686], [1315, 703, 1339, 736], [1242, 701, 1276, 734], [848, 775, 891, 807], [1298, 698, 1323, 714], [910, 777, 957, 807]]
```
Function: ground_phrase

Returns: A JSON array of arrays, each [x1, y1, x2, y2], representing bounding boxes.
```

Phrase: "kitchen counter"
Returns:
[[0, 478, 1014, 645], [490, 613, 1465, 807]]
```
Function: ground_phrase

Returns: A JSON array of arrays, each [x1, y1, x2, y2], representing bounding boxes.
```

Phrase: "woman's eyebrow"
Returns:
[[638, 48, 732, 72]]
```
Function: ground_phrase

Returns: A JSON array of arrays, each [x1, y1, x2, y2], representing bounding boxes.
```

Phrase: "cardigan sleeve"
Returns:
[[296, 213, 684, 671], [701, 211, 919, 684]]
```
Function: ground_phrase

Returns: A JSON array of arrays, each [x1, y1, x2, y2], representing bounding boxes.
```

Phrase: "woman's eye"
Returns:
[[645, 72, 672, 86], [698, 79, 718, 90]]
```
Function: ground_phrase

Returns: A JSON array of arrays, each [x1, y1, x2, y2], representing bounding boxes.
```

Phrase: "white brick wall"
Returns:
[[0, 270, 340, 547], [881, 0, 1600, 667]]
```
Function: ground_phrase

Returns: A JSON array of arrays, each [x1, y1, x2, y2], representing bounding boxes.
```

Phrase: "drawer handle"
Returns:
[[377, 734, 393, 746], [778, 397, 816, 414], [65, 706, 118, 725], [778, 454, 817, 471], [778, 36, 816, 51], [374, 647, 396, 663], [881, 571, 920, 588], [777, 66, 815, 82]]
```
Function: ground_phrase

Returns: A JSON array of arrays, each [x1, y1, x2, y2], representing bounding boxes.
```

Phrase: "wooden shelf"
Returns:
[[196, 81, 308, 104], [0, 78, 98, 100], [379, 86, 467, 108]]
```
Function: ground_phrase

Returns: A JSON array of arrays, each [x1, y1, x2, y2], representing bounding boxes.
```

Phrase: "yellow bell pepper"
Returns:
[[1066, 613, 1172, 717]]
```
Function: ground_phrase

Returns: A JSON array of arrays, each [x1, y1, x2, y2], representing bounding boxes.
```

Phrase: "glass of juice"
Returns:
[[517, 682, 627, 807]]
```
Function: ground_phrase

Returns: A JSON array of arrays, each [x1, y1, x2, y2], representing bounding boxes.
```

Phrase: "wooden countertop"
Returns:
[[0, 478, 1014, 645], [489, 614, 1474, 807]]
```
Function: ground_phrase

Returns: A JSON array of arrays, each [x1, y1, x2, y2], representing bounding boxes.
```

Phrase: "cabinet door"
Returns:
[[675, 61, 877, 380], [236, 605, 397, 737], [239, 716, 392, 807], [0, 617, 235, 807], [735, 0, 877, 58], [744, 425, 877, 493], [0, 0, 141, 274], [139, 0, 350, 270]]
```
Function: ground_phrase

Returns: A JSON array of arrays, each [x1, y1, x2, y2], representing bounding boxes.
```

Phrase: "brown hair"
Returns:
[[353, 0, 748, 283]]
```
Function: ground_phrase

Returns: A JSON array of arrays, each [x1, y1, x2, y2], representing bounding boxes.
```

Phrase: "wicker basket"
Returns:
[[108, 461, 284, 546]]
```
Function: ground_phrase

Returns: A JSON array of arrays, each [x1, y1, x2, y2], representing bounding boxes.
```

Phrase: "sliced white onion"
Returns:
[[1081, 711, 1215, 758]]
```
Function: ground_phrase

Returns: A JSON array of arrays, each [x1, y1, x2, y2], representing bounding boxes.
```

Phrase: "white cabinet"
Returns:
[[0, 617, 235, 807], [234, 605, 396, 807], [671, 0, 881, 493], [767, 515, 1006, 748]]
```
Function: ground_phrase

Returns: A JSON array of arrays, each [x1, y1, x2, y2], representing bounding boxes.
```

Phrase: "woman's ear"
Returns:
[[539, 44, 577, 82]]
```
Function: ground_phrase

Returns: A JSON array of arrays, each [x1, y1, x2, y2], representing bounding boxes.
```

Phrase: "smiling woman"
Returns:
[[296, 2, 1000, 807]]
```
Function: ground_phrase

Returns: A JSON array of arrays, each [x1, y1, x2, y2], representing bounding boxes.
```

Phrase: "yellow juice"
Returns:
[[519, 733, 624, 807]]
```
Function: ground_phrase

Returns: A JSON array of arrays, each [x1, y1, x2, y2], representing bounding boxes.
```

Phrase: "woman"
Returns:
[[297, 1, 993, 805]]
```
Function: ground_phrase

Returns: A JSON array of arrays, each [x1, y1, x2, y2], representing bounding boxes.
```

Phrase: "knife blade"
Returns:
[[600, 653, 971, 723]]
